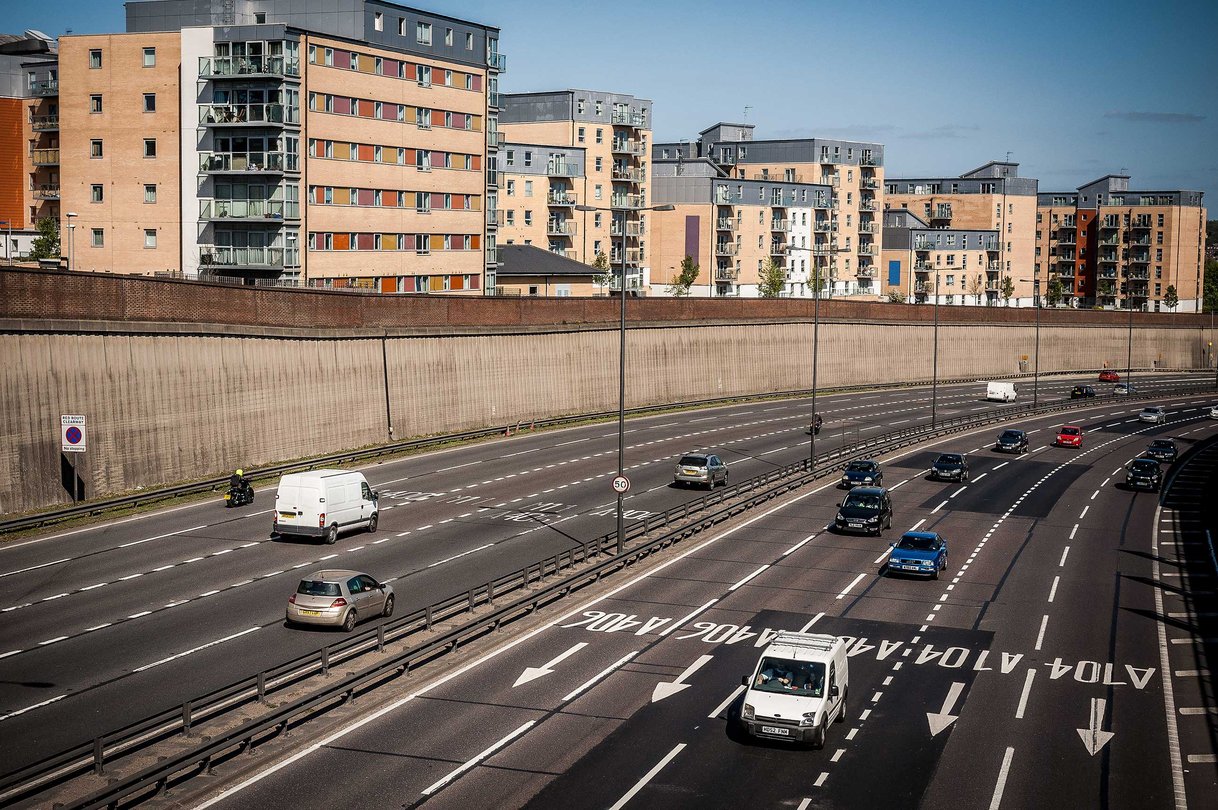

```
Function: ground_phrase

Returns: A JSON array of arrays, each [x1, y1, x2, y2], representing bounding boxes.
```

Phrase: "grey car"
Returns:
[[286, 569, 394, 631], [674, 453, 728, 489], [1139, 406, 1167, 424]]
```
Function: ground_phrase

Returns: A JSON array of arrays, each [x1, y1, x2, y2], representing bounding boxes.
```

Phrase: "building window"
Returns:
[[595, 156, 602, 171], [90, 184, 103, 203], [90, 139, 103, 158], [466, 32, 474, 49], [445, 27, 453, 46], [143, 93, 156, 112], [90, 94, 102, 113], [505, 210, 514, 225], [505, 149, 514, 167], [523, 210, 532, 225], [143, 138, 157, 158], [595, 101, 602, 115], [577, 126, 585, 143], [144, 184, 157, 203], [142, 47, 156, 67], [254, 12, 266, 23], [144, 229, 157, 248], [89, 49, 102, 69], [373, 11, 383, 31], [505, 179, 515, 196], [417, 22, 432, 45], [594, 184, 602, 200], [91, 228, 104, 247], [524, 180, 533, 197], [577, 99, 586, 114], [523, 150, 532, 168], [595, 128, 603, 144]]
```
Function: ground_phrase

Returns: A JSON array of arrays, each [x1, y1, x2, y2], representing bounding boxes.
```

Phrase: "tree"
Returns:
[[757, 258, 786, 298], [1046, 277, 1063, 307], [666, 255, 700, 297], [29, 216, 59, 260], [1163, 285, 1179, 312], [1000, 275, 1015, 305], [1204, 259, 1218, 312], [886, 290, 906, 304], [966, 273, 983, 305], [591, 251, 611, 293]]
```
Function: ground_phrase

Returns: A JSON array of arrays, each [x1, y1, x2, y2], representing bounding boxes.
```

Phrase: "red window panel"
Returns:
[[469, 274, 480, 290], [471, 75, 482, 92], [379, 104, 395, 120], [333, 233, 351, 251], [403, 62, 416, 80], [383, 58, 399, 76], [357, 99, 375, 118], [356, 232, 375, 250], [470, 234, 481, 250], [333, 51, 352, 69], [430, 151, 445, 168], [450, 275, 464, 290], [332, 96, 352, 115], [357, 144, 375, 162], [471, 155, 481, 171], [357, 188, 375, 206], [450, 112, 466, 129], [402, 276, 416, 292], [430, 192, 445, 209]]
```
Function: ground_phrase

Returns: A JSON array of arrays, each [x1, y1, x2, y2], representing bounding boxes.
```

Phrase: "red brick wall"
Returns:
[[0, 98, 25, 230]]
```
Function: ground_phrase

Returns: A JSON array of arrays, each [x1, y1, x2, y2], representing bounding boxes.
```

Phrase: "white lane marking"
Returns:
[[814, 772, 830, 787], [989, 747, 1016, 810], [932, 500, 949, 513], [1034, 615, 1050, 651], [783, 535, 814, 556], [1059, 547, 1070, 567], [728, 565, 770, 592], [831, 748, 846, 762], [1079, 506, 1090, 520], [909, 519, 927, 532], [37, 636, 68, 646], [797, 800, 812, 810], [1152, 504, 1189, 808], [1015, 669, 1036, 719], [132, 626, 261, 672], [0, 557, 73, 579], [0, 649, 23, 659], [1048, 576, 1060, 603], [799, 613, 825, 633], [0, 693, 69, 723], [421, 720, 537, 797], [117, 524, 210, 549], [951, 486, 967, 498], [993, 461, 1009, 469], [660, 599, 718, 636], [1070, 524, 1079, 540], [874, 548, 893, 565], [1179, 707, 1218, 715], [836, 573, 867, 600], [1188, 754, 1217, 763], [563, 651, 638, 702], [973, 472, 989, 482], [608, 743, 687, 810], [709, 685, 746, 719], [426, 543, 495, 569]]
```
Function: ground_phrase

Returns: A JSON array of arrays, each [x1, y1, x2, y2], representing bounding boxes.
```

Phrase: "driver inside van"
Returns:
[[756, 661, 795, 688]]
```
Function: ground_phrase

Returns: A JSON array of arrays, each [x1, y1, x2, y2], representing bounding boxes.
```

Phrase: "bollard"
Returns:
[[182, 701, 193, 737], [426, 604, 434, 631], [377, 623, 386, 652], [321, 646, 331, 678], [257, 671, 267, 703], [488, 580, 496, 605], [468, 588, 475, 610], [93, 737, 105, 776]]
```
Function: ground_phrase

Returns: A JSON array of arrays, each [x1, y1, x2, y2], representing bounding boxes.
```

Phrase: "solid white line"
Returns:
[[728, 565, 770, 592], [1048, 576, 1060, 603], [1015, 669, 1036, 719], [660, 599, 718, 636], [989, 747, 1016, 810], [608, 743, 687, 810], [562, 651, 638, 702], [0, 556, 74, 579], [421, 720, 536, 796], [709, 685, 746, 719], [799, 613, 825, 633], [426, 542, 495, 569], [132, 627, 261, 672], [1152, 504, 1189, 809], [1034, 615, 1050, 651], [836, 573, 866, 600], [117, 524, 210, 549], [0, 693, 68, 723]]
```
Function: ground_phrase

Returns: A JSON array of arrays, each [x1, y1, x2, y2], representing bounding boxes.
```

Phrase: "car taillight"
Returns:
[[330, 598, 347, 608], [288, 594, 296, 604], [319, 512, 326, 528]]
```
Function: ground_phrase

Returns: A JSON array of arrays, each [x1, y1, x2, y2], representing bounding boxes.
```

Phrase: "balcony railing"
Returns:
[[487, 52, 507, 71], [857, 244, 876, 256], [1099, 254, 1118, 263], [546, 220, 577, 237], [200, 199, 296, 221], [855, 268, 877, 278], [1126, 270, 1150, 280], [612, 166, 646, 182], [487, 131, 500, 149], [860, 156, 878, 166], [914, 238, 935, 251], [610, 221, 642, 237], [199, 151, 298, 173], [819, 153, 839, 164], [914, 261, 934, 272], [1126, 236, 1151, 246], [714, 189, 733, 205], [547, 191, 576, 206], [929, 205, 951, 219], [486, 209, 501, 227], [548, 246, 576, 259], [714, 267, 739, 282], [611, 140, 645, 156], [611, 193, 645, 209], [548, 162, 579, 178], [198, 55, 300, 79], [1130, 218, 1152, 229], [32, 184, 60, 200], [1057, 253, 1076, 262], [199, 103, 298, 126], [716, 218, 737, 232], [1057, 235, 1076, 245], [31, 148, 59, 166], [1127, 252, 1150, 264], [199, 245, 285, 268], [488, 91, 501, 109], [982, 239, 1000, 251], [860, 178, 878, 190], [611, 110, 647, 128], [715, 243, 738, 257], [813, 219, 835, 233], [30, 79, 58, 97], [858, 222, 875, 234], [770, 242, 787, 256], [1098, 270, 1118, 279], [1099, 236, 1121, 246], [1101, 220, 1120, 229], [987, 261, 1002, 271], [812, 245, 834, 256], [770, 219, 789, 232], [30, 114, 59, 131]]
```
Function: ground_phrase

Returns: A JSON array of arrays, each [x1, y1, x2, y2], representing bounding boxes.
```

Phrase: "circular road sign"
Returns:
[[611, 475, 630, 494], [65, 426, 83, 445]]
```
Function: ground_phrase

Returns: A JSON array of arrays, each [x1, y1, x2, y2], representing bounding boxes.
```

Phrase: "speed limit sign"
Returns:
[[612, 475, 630, 494]]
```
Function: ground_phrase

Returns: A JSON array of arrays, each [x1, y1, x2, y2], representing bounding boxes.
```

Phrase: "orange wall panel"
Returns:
[[0, 98, 25, 227]]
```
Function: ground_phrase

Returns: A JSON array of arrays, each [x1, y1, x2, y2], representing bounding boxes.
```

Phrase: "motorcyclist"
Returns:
[[229, 468, 248, 495], [814, 413, 824, 434]]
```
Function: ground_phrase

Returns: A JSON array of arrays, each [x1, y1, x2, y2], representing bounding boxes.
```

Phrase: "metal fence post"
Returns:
[[257, 671, 267, 703], [321, 646, 330, 678], [182, 701, 193, 737], [93, 737, 104, 776]]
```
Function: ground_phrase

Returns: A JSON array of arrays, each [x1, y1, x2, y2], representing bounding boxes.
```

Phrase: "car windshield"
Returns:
[[897, 535, 939, 551], [1061, 427, 1080, 436], [679, 455, 708, 467], [752, 657, 826, 697], [845, 462, 874, 473], [1000, 431, 1022, 441], [1150, 441, 1174, 449], [1131, 460, 1158, 473], [297, 580, 340, 597], [936, 455, 962, 465], [1143, 409, 1160, 415], [844, 493, 880, 509]]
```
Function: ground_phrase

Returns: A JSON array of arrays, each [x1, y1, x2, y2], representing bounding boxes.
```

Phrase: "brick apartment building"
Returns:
[[0, 31, 58, 258]]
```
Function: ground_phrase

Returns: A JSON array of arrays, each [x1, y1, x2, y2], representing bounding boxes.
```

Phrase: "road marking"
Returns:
[[874, 548, 892, 565], [1179, 707, 1218, 715], [932, 500, 949, 514], [830, 748, 845, 762], [951, 486, 967, 498], [729, 565, 770, 592], [562, 651, 638, 702], [1048, 576, 1060, 603], [1152, 505, 1189, 809], [993, 462, 1009, 469], [1079, 506, 1090, 520], [989, 747, 1016, 810], [608, 743, 687, 810], [1188, 754, 1217, 763], [0, 693, 69, 723], [973, 472, 988, 482], [660, 599, 718, 636], [814, 772, 830, 787], [1174, 670, 1207, 677], [836, 573, 866, 600], [1069, 524, 1079, 540], [709, 685, 746, 719], [132, 626, 261, 672], [799, 613, 825, 633], [1015, 669, 1036, 719], [909, 519, 926, 532], [1034, 615, 1050, 651], [783, 534, 816, 556], [1059, 547, 1070, 567], [421, 720, 536, 797], [0, 557, 73, 579]]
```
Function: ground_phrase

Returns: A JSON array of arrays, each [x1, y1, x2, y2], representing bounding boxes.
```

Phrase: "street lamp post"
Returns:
[[931, 269, 940, 427], [576, 201, 674, 554], [65, 211, 77, 271], [786, 244, 837, 468], [1127, 296, 1135, 390], [1019, 276, 1041, 408]]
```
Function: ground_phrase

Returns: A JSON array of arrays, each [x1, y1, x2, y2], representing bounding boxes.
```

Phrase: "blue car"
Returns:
[[885, 532, 948, 579]]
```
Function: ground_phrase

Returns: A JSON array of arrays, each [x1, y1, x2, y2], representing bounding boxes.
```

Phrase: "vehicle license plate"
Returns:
[[279, 512, 295, 519], [761, 726, 789, 736], [299, 610, 321, 616], [848, 523, 862, 529]]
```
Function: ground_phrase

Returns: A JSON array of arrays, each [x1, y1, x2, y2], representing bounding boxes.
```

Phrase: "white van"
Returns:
[[273, 470, 379, 544], [985, 381, 1017, 402], [740, 632, 849, 748]]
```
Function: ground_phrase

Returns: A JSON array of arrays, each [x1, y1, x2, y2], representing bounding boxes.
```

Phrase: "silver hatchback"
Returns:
[[674, 453, 729, 489], [286, 569, 394, 631]]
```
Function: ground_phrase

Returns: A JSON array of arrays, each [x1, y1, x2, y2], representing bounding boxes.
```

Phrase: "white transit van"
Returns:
[[740, 632, 849, 748], [273, 470, 379, 544], [985, 381, 1017, 402]]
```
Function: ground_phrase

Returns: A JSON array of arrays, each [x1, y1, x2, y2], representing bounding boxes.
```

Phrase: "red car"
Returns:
[[1055, 425, 1083, 448], [1099, 370, 1120, 382]]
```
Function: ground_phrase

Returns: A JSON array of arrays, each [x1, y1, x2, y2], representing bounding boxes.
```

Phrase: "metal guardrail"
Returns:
[[2, 370, 1204, 535], [6, 380, 1214, 808]]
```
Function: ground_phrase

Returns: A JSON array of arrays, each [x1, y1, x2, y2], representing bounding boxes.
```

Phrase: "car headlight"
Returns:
[[863, 476, 873, 482], [800, 712, 818, 727], [866, 516, 879, 523], [743, 703, 755, 720], [836, 512, 845, 522], [841, 475, 850, 482]]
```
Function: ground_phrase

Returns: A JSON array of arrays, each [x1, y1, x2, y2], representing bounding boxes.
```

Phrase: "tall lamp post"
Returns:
[[930, 267, 940, 427], [1019, 276, 1041, 408], [575, 201, 674, 554], [65, 211, 78, 270], [1126, 293, 1136, 390], [785, 244, 838, 468]]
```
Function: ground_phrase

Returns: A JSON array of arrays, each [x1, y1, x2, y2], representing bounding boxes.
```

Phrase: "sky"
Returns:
[[9, 0, 1216, 205]]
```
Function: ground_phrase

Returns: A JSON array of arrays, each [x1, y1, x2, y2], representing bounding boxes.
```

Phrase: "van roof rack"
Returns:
[[771, 631, 838, 652]]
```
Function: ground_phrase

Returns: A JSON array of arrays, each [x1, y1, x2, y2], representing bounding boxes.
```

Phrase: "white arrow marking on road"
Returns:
[[652, 654, 713, 702], [1076, 697, 1115, 755], [926, 681, 966, 736], [512, 642, 588, 687]]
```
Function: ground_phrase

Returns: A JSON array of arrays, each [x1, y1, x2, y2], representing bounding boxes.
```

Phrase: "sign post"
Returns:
[[61, 414, 86, 503]]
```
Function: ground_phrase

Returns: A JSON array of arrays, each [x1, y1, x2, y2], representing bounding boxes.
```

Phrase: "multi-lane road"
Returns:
[[2, 372, 1215, 809]]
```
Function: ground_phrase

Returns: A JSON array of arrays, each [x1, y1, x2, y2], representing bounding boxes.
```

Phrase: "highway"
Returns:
[[0, 371, 1212, 795]]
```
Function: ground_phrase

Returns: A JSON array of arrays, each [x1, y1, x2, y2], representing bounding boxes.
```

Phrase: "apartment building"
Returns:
[[881, 208, 1001, 305], [1036, 175, 1206, 311], [654, 123, 883, 297], [499, 90, 652, 291], [885, 161, 1038, 306], [649, 157, 832, 297], [0, 31, 58, 256], [56, 0, 504, 293], [497, 141, 585, 262]]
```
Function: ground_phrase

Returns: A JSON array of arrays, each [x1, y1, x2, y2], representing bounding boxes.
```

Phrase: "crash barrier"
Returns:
[[3, 380, 1215, 808]]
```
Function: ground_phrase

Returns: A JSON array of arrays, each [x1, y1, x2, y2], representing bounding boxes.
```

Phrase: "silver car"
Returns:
[[1139, 406, 1166, 425], [674, 453, 729, 489], [286, 569, 394, 631]]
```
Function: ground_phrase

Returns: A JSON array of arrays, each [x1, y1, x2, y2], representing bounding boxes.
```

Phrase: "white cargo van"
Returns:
[[985, 381, 1017, 402], [740, 632, 849, 748], [273, 470, 379, 544]]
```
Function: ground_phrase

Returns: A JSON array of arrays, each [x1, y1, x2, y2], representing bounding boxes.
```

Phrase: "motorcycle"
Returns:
[[806, 415, 824, 436], [225, 481, 254, 508]]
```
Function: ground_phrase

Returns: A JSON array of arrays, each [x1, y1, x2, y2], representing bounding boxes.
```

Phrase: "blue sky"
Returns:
[[12, 0, 1216, 205]]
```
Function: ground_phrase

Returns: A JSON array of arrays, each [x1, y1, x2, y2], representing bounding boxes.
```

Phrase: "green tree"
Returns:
[[29, 216, 60, 260], [1204, 259, 1218, 312], [757, 258, 786, 298], [886, 290, 907, 304], [591, 251, 611, 292], [1046, 277, 1063, 307], [666, 255, 700, 297], [1000, 275, 1015, 305], [1163, 285, 1179, 312]]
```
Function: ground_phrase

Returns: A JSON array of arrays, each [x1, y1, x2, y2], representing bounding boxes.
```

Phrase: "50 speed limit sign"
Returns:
[[611, 475, 631, 494]]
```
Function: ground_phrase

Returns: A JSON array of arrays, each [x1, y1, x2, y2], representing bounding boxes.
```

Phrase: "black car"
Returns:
[[1070, 385, 1097, 399], [1125, 458, 1162, 491], [995, 429, 1029, 454], [834, 487, 893, 535], [930, 453, 969, 482], [840, 460, 883, 489], [1145, 439, 1178, 463]]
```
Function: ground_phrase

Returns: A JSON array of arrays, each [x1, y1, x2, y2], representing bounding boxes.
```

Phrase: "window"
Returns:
[[418, 65, 431, 86], [577, 126, 585, 143], [143, 93, 156, 112], [143, 138, 157, 158], [254, 12, 266, 23], [445, 27, 453, 46], [595, 128, 603, 144], [142, 47, 156, 67], [594, 184, 602, 200], [594, 156, 602, 172], [523, 210, 532, 225], [144, 229, 157, 248], [417, 22, 432, 45], [89, 49, 102, 69], [577, 99, 586, 114], [90, 94, 102, 113], [505, 210, 514, 225], [373, 11, 383, 31], [90, 139, 103, 158], [91, 228, 104, 247], [505, 150, 514, 167], [524, 180, 533, 197], [466, 32, 474, 49], [594, 213, 602, 228], [523, 150, 532, 168], [144, 184, 157, 203], [505, 179, 515, 196], [594, 100, 602, 115], [90, 184, 103, 203]]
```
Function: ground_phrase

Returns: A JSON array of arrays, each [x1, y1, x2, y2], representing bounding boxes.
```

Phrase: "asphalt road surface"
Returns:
[[0, 372, 1212, 792]]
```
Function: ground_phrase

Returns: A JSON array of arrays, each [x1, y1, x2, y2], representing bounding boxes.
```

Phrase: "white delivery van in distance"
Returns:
[[985, 381, 1017, 402], [740, 632, 849, 748], [273, 470, 379, 544]]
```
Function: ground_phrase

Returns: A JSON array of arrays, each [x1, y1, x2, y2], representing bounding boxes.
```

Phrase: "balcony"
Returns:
[[1057, 253, 1076, 263], [488, 91, 501, 109], [1098, 269, 1118, 279], [1099, 253, 1118, 263], [1127, 252, 1150, 264], [548, 247, 576, 259], [914, 261, 934, 272], [487, 52, 507, 71], [486, 209, 501, 226], [610, 248, 641, 265], [611, 110, 647, 128], [914, 238, 935, 251], [858, 244, 876, 257], [812, 245, 834, 256], [30, 79, 58, 97], [487, 131, 500, 149], [859, 178, 879, 190], [198, 103, 298, 127], [985, 281, 1000, 291], [31, 148, 59, 166], [813, 219, 835, 233], [982, 239, 1000, 252], [770, 242, 787, 256], [1130, 218, 1152, 229], [30, 114, 59, 131], [198, 55, 300, 79], [987, 261, 1002, 271], [715, 243, 738, 257], [1099, 236, 1121, 246], [485, 169, 499, 185], [1126, 236, 1151, 246], [547, 162, 579, 178], [715, 267, 739, 282], [716, 218, 738, 232], [858, 222, 875, 234], [199, 150, 298, 174], [855, 268, 877, 278], [611, 166, 646, 183], [611, 140, 645, 156], [1100, 220, 1120, 229], [1057, 267, 1075, 278], [610, 221, 642, 237], [485, 246, 501, 265], [914, 282, 932, 294], [929, 204, 952, 220], [610, 193, 645, 209], [546, 219, 576, 237], [200, 198, 296, 221], [770, 219, 789, 232], [1057, 234, 1076, 246], [1126, 270, 1150, 280], [199, 245, 285, 269], [859, 200, 878, 212], [714, 189, 733, 205], [546, 191, 576, 207], [819, 153, 839, 164], [861, 155, 878, 166], [32, 184, 60, 200]]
